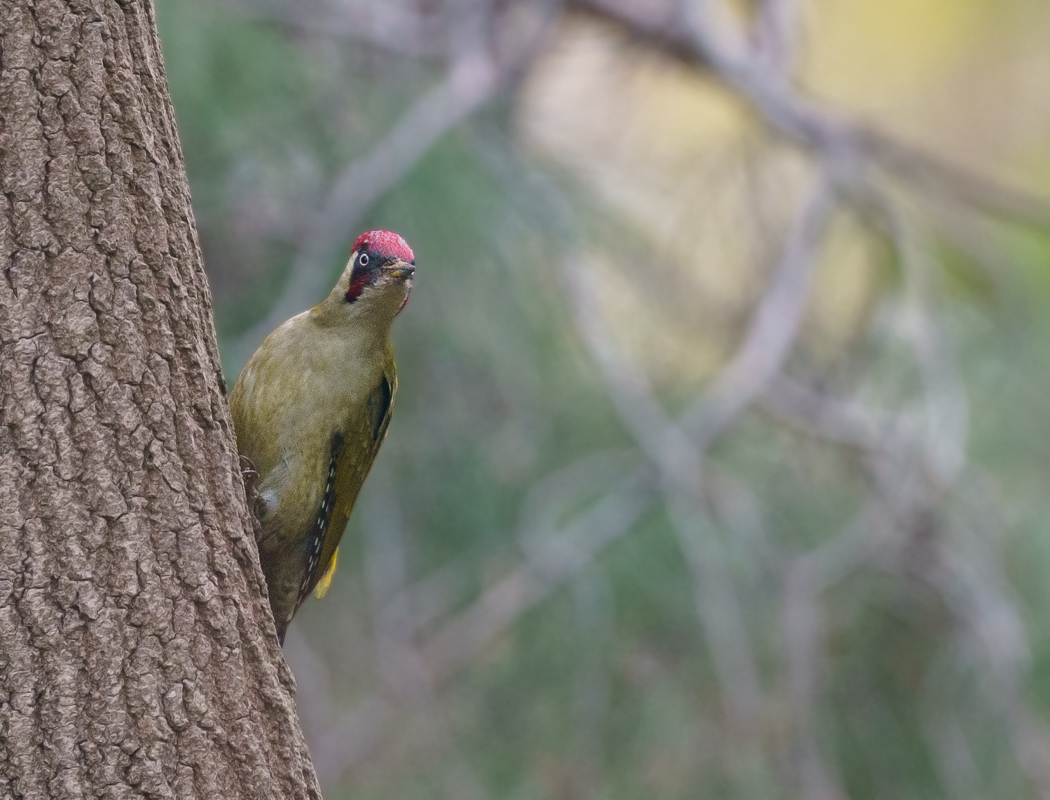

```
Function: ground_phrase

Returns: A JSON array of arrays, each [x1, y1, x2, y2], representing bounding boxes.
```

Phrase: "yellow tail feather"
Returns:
[[314, 548, 338, 599]]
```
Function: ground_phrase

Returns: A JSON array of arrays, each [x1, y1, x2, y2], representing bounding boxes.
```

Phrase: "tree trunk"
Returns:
[[0, 2, 320, 797]]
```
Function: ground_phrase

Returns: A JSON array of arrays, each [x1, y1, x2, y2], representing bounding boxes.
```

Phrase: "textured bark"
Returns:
[[0, 2, 321, 798]]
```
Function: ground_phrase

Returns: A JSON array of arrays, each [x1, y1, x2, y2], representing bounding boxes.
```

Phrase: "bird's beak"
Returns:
[[385, 261, 416, 280]]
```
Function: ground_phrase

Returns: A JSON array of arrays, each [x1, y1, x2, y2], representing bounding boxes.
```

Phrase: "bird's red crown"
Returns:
[[352, 230, 415, 263]]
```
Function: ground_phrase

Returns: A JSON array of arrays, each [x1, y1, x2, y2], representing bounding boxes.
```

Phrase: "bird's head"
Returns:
[[326, 230, 415, 323]]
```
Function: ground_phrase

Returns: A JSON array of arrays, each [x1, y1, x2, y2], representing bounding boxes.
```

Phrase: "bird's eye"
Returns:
[[359, 253, 369, 267]]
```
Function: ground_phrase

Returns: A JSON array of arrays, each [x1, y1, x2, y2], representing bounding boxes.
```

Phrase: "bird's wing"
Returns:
[[300, 363, 397, 606]]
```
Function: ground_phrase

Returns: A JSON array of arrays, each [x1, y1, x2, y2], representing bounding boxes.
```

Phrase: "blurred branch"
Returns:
[[859, 133, 1050, 229], [422, 468, 654, 680], [567, 0, 1050, 229], [366, 449, 638, 638], [887, 196, 969, 486], [235, 0, 448, 57], [752, 0, 806, 73], [681, 172, 836, 449], [781, 560, 847, 800], [762, 376, 889, 453]]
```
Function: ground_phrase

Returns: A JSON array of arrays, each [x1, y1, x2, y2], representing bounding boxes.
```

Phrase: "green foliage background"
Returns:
[[158, 1, 1050, 797]]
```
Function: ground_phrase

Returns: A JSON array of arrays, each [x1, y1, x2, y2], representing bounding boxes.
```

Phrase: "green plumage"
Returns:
[[229, 234, 414, 643]]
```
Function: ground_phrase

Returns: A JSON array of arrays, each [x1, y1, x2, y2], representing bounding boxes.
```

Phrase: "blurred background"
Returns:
[[156, 0, 1050, 797]]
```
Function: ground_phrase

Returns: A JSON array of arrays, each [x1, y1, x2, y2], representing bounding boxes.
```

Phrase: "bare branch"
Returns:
[[667, 494, 765, 733], [780, 560, 848, 800], [231, 0, 447, 56], [681, 171, 836, 448], [422, 470, 654, 680], [761, 376, 889, 453], [568, 0, 1050, 228], [751, 0, 807, 73]]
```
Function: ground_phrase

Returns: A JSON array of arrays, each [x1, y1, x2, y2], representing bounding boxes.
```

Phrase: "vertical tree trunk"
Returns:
[[0, 2, 320, 797]]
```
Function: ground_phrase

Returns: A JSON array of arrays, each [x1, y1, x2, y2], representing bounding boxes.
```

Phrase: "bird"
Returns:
[[229, 230, 415, 644]]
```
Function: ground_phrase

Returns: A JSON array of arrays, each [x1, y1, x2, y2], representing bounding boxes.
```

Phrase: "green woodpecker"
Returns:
[[229, 230, 415, 644]]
